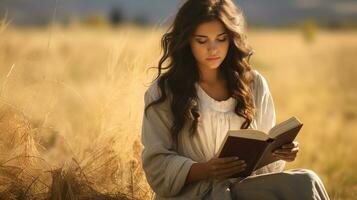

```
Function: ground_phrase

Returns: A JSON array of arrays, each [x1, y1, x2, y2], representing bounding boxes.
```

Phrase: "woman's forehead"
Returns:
[[194, 20, 226, 37]]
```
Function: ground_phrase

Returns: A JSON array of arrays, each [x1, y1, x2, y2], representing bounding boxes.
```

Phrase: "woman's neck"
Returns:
[[198, 67, 223, 85]]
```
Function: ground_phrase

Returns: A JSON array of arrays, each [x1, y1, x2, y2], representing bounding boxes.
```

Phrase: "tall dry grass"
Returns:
[[0, 22, 157, 199], [0, 20, 356, 199], [248, 29, 357, 199]]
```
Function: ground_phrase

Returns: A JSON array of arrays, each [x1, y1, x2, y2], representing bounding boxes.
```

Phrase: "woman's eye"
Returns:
[[195, 37, 226, 44], [217, 37, 227, 42], [196, 39, 207, 44]]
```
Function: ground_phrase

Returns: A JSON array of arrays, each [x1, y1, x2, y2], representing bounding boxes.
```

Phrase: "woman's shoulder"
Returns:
[[145, 78, 161, 101], [250, 69, 272, 102], [252, 69, 270, 91], [144, 77, 172, 106]]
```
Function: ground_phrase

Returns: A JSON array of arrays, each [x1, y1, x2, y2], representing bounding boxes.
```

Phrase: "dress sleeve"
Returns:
[[141, 87, 197, 197], [252, 70, 286, 174], [253, 71, 276, 133]]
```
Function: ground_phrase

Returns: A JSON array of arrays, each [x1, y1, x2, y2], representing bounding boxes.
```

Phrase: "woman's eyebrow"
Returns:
[[194, 32, 227, 38]]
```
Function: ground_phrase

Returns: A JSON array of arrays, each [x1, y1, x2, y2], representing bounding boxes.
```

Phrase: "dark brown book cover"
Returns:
[[218, 136, 271, 178], [254, 124, 303, 170], [217, 118, 303, 178]]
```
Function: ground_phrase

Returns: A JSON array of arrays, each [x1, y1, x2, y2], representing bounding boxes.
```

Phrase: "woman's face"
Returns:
[[189, 19, 229, 71]]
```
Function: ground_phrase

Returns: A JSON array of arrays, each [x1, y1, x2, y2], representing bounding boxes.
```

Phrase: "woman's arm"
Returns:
[[185, 156, 246, 184], [142, 88, 196, 197], [273, 141, 299, 162], [185, 162, 209, 183]]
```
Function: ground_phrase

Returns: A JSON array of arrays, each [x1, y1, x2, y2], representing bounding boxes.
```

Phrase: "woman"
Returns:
[[141, 0, 330, 199]]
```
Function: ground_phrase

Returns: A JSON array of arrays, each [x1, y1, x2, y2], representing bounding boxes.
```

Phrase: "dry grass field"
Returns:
[[0, 21, 356, 199]]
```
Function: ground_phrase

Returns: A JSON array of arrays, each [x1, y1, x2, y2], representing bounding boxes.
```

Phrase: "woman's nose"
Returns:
[[207, 42, 218, 55]]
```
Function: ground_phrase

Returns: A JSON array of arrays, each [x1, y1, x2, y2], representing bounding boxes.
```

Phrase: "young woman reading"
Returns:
[[141, 0, 330, 199]]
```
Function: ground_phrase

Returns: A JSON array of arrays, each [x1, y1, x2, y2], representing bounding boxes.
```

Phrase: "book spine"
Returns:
[[230, 140, 270, 178], [253, 138, 274, 171]]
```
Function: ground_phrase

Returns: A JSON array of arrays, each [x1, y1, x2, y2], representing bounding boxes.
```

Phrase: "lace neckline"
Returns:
[[195, 83, 236, 112]]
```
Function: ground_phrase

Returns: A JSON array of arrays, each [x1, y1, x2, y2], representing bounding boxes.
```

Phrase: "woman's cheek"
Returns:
[[220, 42, 229, 57], [192, 45, 206, 63]]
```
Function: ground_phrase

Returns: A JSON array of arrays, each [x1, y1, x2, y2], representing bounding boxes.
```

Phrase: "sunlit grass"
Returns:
[[0, 23, 356, 199]]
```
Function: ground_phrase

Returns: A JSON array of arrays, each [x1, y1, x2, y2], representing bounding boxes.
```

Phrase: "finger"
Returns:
[[217, 162, 246, 173], [273, 150, 290, 155], [215, 164, 247, 179], [274, 147, 299, 155], [283, 157, 295, 162], [273, 153, 296, 162], [293, 141, 299, 147], [217, 166, 247, 180], [282, 141, 299, 149], [216, 157, 239, 164], [274, 153, 297, 159], [273, 155, 293, 162], [217, 160, 246, 170], [291, 147, 299, 153], [273, 151, 298, 158], [281, 143, 294, 149]]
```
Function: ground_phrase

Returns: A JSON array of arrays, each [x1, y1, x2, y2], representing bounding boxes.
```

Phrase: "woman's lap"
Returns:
[[230, 168, 330, 200]]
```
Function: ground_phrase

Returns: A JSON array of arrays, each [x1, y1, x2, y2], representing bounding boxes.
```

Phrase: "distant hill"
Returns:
[[0, 0, 356, 27]]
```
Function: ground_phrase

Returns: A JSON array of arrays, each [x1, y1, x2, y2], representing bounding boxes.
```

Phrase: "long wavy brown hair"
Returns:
[[145, 0, 256, 143]]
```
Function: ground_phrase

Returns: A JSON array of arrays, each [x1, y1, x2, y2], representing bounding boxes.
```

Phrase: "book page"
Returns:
[[268, 116, 302, 138], [228, 129, 269, 141]]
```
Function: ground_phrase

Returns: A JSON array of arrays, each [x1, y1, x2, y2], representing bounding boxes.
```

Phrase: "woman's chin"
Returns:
[[205, 63, 222, 70], [198, 61, 223, 70]]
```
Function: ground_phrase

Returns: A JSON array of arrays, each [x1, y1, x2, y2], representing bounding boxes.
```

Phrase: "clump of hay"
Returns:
[[0, 103, 148, 199], [48, 158, 130, 200], [0, 103, 49, 199], [0, 103, 41, 166]]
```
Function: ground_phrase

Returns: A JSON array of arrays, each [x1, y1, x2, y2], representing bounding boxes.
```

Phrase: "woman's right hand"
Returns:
[[204, 156, 246, 180]]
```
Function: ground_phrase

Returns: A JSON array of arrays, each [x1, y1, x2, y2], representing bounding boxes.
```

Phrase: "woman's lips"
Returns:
[[206, 57, 220, 61]]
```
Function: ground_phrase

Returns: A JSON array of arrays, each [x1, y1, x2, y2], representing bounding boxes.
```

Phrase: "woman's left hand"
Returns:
[[273, 141, 299, 162]]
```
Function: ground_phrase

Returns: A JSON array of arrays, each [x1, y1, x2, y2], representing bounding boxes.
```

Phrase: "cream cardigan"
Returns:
[[141, 70, 286, 199]]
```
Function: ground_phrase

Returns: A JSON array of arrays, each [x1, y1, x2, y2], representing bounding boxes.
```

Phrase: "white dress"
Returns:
[[141, 70, 330, 200], [186, 76, 276, 162]]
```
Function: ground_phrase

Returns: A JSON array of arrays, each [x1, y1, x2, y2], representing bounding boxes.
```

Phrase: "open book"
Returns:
[[217, 116, 303, 178]]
